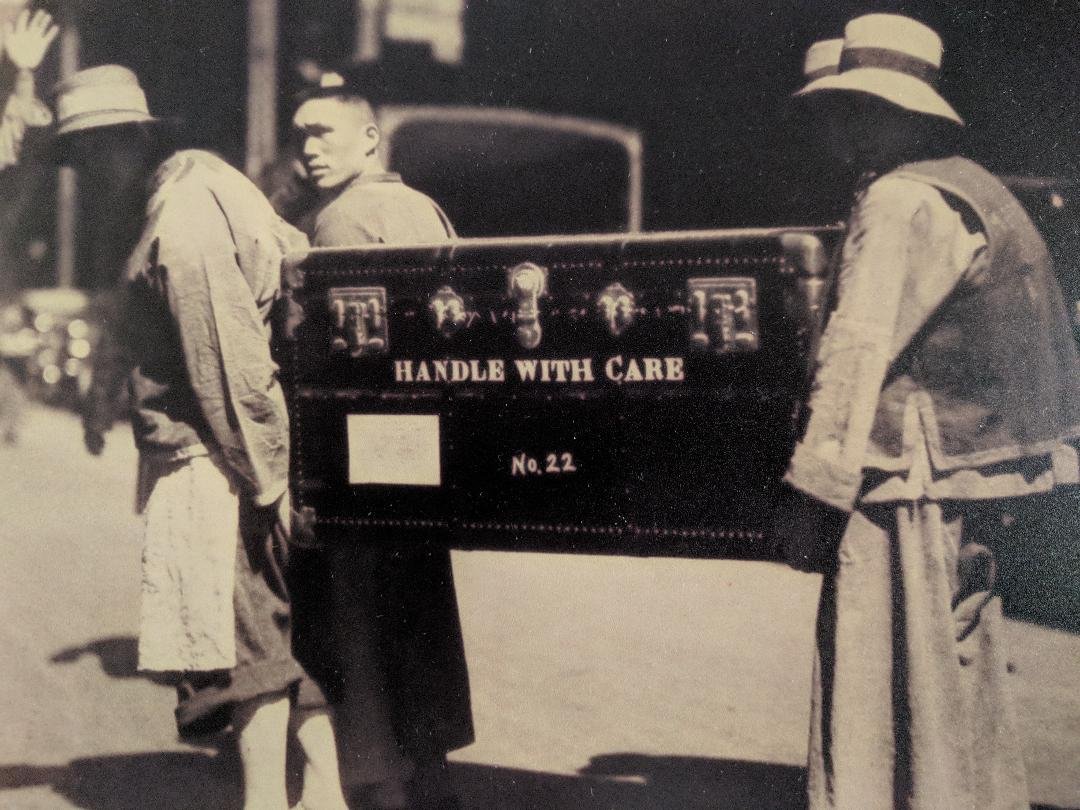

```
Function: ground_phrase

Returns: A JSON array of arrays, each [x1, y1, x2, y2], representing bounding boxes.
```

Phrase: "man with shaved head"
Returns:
[[292, 77, 454, 246], [289, 74, 469, 810]]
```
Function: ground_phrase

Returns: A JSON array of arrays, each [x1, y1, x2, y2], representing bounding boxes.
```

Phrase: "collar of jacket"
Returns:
[[345, 171, 403, 189]]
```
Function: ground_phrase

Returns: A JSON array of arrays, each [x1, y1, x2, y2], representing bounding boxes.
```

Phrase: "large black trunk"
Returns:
[[279, 228, 839, 557]]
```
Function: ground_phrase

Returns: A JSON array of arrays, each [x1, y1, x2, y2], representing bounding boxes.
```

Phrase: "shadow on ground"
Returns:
[[1, 753, 1074, 810], [451, 755, 805, 809], [50, 635, 178, 687], [0, 754, 802, 810], [451, 755, 1079, 810], [0, 752, 241, 810]]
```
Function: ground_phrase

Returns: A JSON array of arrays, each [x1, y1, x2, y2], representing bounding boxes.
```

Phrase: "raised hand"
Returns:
[[5, 9, 59, 72]]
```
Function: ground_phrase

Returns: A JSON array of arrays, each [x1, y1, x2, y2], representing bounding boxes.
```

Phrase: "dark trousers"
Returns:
[[290, 535, 474, 784]]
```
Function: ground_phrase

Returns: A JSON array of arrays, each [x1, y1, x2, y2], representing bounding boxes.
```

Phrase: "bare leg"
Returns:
[[292, 708, 350, 810], [233, 692, 291, 810]]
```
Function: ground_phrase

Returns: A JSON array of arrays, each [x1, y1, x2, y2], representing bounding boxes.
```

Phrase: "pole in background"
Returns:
[[54, 20, 78, 288], [245, 0, 278, 180], [354, 0, 383, 62]]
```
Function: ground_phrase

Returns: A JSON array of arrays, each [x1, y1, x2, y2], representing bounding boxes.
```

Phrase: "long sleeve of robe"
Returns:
[[784, 175, 985, 510], [126, 150, 309, 506]]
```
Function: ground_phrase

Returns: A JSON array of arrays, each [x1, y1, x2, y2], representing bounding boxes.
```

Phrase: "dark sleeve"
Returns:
[[81, 288, 135, 436]]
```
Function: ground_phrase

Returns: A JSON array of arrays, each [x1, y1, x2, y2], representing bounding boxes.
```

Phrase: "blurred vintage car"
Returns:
[[377, 105, 643, 236]]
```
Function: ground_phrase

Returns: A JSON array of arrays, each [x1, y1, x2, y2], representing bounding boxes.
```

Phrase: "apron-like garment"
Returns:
[[137, 452, 238, 672]]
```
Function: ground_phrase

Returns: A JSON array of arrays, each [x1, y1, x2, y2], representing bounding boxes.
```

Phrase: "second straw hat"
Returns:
[[795, 14, 963, 125], [802, 38, 844, 82]]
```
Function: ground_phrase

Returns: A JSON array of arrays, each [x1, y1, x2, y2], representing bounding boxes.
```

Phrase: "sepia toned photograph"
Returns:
[[1, 1, 1079, 808]]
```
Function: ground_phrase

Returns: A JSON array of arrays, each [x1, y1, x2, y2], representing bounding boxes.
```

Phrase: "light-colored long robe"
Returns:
[[787, 174, 1032, 810]]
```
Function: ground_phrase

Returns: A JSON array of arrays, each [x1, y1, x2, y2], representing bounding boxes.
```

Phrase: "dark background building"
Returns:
[[3, 0, 1080, 289]]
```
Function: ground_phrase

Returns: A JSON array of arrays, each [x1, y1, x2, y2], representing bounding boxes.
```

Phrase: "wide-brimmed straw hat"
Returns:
[[795, 14, 963, 126], [52, 65, 158, 136]]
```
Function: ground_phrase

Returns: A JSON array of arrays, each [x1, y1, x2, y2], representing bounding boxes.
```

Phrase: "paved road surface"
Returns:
[[2, 406, 1078, 809]]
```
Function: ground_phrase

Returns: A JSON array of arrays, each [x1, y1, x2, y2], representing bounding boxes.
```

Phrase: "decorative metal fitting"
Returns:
[[686, 277, 758, 353], [327, 286, 388, 356], [507, 262, 548, 350], [596, 282, 636, 337], [428, 286, 468, 339]]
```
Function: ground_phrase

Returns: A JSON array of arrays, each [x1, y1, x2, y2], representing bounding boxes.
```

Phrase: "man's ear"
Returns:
[[364, 123, 381, 156]]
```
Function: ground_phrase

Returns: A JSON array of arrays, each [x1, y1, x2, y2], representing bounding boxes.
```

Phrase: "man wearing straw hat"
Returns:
[[776, 13, 1080, 809], [52, 65, 350, 810]]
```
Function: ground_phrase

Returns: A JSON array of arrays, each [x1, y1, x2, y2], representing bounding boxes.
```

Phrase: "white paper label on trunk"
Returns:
[[347, 414, 441, 486]]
